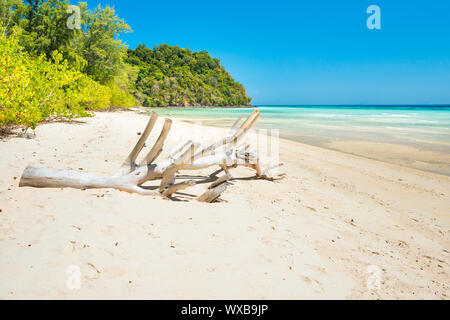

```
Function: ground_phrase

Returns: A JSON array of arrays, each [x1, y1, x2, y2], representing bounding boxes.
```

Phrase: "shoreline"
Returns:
[[150, 113, 450, 178], [0, 110, 448, 299]]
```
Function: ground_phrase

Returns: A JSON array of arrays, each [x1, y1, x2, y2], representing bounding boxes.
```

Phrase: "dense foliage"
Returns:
[[0, 0, 251, 132], [0, 0, 136, 130], [4, 0, 133, 84], [0, 32, 111, 129], [127, 44, 252, 107]]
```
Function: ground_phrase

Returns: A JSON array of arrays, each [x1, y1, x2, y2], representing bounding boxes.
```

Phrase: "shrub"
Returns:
[[0, 32, 117, 130], [108, 82, 137, 108]]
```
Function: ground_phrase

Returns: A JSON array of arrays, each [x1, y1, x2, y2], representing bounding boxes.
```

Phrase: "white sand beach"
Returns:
[[0, 110, 449, 299]]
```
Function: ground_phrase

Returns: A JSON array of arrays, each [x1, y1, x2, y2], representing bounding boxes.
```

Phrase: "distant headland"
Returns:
[[127, 44, 252, 108]]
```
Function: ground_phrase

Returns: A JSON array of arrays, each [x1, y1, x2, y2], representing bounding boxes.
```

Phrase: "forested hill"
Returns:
[[127, 44, 252, 107]]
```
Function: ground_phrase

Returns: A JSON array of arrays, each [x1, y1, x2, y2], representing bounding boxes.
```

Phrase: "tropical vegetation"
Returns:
[[0, 0, 251, 132], [127, 44, 252, 107]]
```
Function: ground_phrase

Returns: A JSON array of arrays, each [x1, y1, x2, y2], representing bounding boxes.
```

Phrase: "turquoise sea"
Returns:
[[149, 105, 450, 175]]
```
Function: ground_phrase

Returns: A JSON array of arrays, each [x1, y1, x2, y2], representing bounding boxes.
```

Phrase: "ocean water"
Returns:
[[149, 105, 450, 175]]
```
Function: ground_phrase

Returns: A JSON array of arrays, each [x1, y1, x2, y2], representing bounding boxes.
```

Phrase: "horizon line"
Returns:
[[254, 104, 450, 107]]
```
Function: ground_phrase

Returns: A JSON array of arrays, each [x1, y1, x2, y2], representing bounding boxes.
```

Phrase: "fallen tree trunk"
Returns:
[[19, 109, 285, 201]]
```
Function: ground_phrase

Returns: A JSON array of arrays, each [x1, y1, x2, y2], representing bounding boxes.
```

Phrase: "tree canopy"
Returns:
[[127, 44, 252, 107], [0, 0, 252, 132]]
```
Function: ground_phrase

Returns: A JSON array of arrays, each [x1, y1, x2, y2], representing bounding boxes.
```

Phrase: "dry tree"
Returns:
[[19, 109, 285, 202]]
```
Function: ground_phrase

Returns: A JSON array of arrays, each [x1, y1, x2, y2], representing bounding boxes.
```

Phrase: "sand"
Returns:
[[327, 140, 450, 177], [0, 110, 449, 299]]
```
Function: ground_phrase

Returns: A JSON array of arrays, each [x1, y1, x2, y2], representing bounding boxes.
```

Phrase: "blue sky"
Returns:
[[84, 0, 450, 105]]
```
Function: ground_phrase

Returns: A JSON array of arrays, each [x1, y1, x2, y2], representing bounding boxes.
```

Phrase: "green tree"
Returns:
[[19, 0, 74, 57], [75, 3, 131, 83], [0, 0, 27, 35]]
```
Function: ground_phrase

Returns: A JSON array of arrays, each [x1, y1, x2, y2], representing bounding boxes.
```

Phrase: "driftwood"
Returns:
[[19, 109, 285, 202], [197, 173, 232, 203]]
